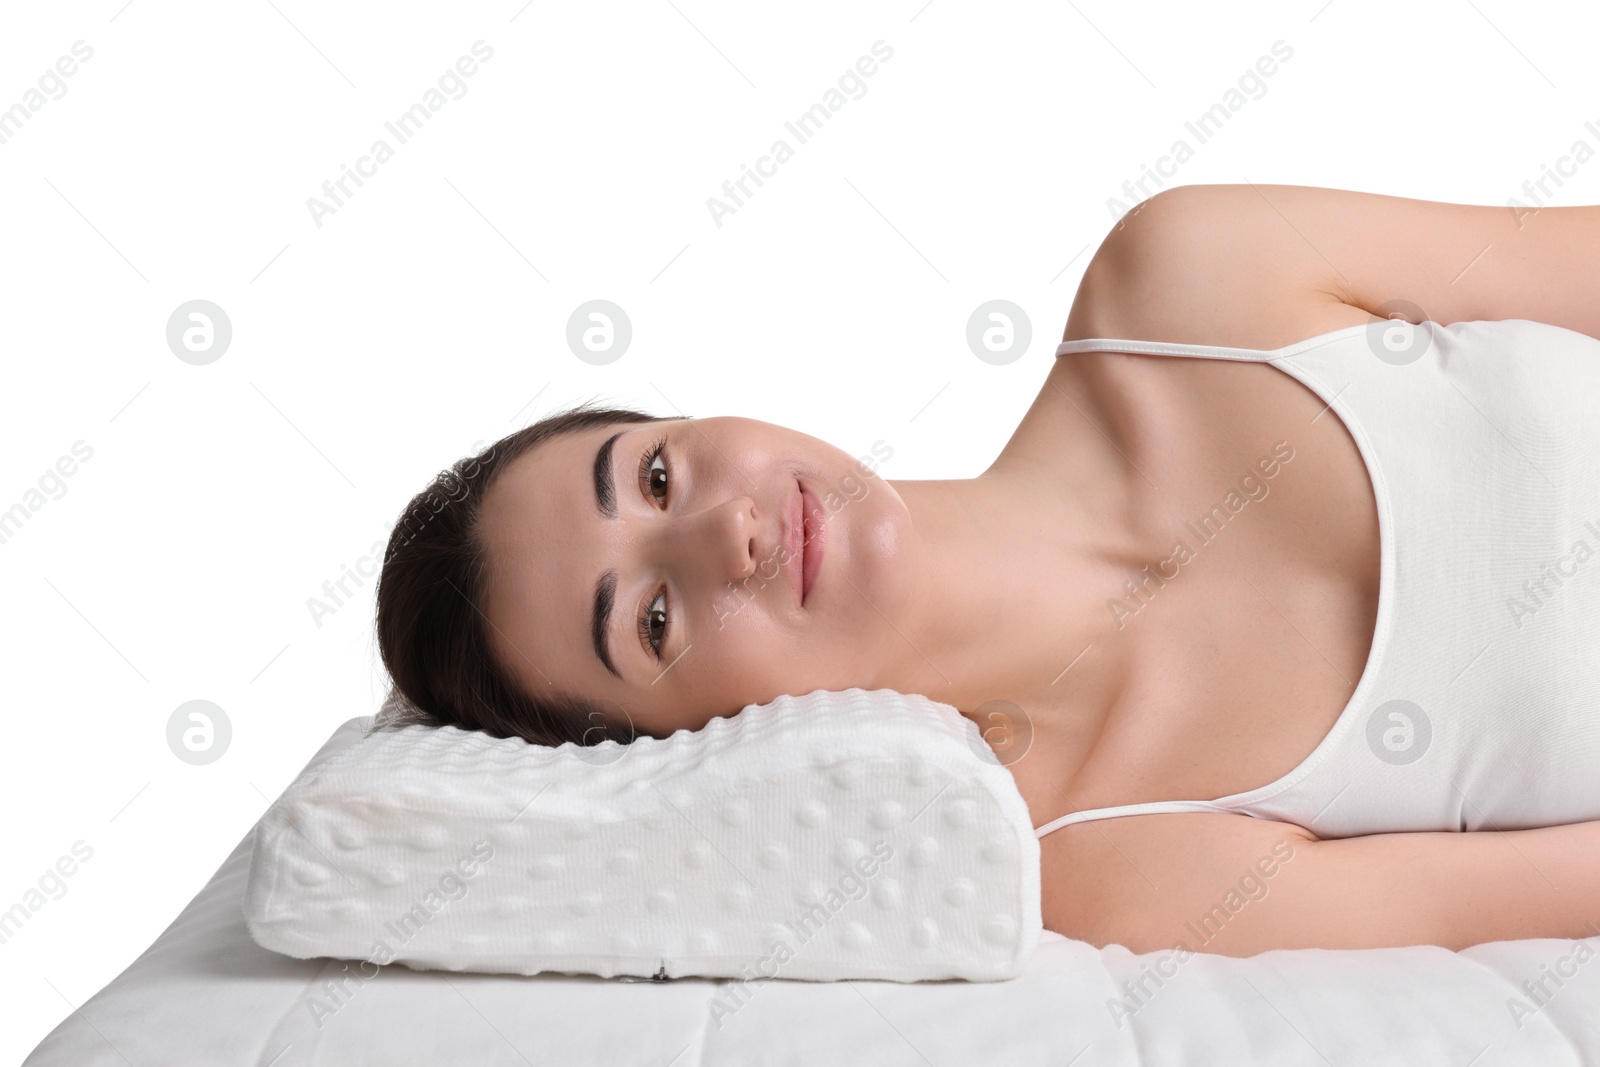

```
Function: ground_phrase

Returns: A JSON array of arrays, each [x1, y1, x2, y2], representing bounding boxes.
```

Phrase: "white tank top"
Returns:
[[1035, 318, 1600, 841]]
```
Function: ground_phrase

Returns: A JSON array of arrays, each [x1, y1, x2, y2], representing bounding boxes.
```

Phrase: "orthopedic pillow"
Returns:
[[243, 687, 1041, 983]]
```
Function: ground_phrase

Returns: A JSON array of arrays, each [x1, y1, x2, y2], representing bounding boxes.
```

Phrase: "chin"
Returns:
[[820, 478, 913, 629]]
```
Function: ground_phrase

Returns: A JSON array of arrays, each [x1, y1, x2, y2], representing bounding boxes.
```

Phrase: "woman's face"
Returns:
[[477, 416, 911, 740]]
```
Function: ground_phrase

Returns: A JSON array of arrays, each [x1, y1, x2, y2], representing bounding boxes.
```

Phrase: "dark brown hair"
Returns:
[[374, 399, 687, 747]]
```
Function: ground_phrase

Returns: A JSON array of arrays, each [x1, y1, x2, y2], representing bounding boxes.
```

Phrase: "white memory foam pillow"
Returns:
[[243, 687, 1042, 983]]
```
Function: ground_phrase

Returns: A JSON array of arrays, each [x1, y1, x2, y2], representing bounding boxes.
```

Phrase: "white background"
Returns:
[[2, 0, 1597, 1059]]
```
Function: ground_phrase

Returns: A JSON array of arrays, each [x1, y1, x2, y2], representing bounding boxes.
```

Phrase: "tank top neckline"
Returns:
[[1040, 320, 1400, 830]]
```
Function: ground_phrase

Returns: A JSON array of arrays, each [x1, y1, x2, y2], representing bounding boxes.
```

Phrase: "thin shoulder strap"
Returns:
[[1035, 798, 1239, 839], [1055, 337, 1278, 363], [1055, 323, 1374, 362]]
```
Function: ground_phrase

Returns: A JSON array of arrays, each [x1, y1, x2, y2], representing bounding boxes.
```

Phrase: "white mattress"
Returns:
[[25, 716, 1600, 1066]]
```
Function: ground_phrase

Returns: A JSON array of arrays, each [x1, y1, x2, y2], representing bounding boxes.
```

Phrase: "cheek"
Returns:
[[684, 607, 791, 698]]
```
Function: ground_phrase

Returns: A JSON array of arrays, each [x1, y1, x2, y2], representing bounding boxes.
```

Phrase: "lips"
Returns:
[[785, 479, 827, 607], [800, 485, 826, 604], [786, 482, 805, 605]]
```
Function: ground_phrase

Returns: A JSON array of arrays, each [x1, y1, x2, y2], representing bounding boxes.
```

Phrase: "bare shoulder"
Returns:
[[1066, 181, 1600, 346], [1062, 184, 1370, 351], [1040, 811, 1320, 956], [988, 186, 1394, 480]]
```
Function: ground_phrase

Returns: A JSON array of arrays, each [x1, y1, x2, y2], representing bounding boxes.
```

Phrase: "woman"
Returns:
[[376, 183, 1600, 959]]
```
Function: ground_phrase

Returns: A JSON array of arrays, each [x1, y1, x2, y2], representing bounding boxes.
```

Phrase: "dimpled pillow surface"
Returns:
[[243, 687, 1042, 983]]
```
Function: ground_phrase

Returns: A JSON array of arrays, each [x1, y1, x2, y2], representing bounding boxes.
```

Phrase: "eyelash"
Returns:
[[636, 435, 671, 661]]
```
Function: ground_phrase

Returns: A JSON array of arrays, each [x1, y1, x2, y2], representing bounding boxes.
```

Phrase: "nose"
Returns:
[[667, 494, 761, 585]]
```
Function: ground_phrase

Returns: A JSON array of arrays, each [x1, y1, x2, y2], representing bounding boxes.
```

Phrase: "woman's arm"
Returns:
[[1042, 810, 1600, 957], [1066, 183, 1600, 349]]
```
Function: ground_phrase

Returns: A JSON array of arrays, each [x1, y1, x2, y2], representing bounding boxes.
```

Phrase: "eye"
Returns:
[[638, 588, 668, 661], [638, 435, 670, 507], [634, 433, 672, 663]]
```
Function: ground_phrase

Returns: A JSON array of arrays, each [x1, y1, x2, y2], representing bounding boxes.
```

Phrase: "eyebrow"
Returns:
[[590, 430, 626, 680], [593, 430, 623, 520]]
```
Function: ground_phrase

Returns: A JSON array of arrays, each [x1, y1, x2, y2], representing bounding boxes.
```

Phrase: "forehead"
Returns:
[[483, 424, 607, 535], [478, 423, 630, 692]]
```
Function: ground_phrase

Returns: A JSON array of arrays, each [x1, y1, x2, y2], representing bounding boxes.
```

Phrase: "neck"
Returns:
[[867, 450, 1154, 744]]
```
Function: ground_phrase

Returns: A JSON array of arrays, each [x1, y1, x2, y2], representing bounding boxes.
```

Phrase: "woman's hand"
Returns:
[[1042, 810, 1600, 956], [1065, 182, 1600, 350]]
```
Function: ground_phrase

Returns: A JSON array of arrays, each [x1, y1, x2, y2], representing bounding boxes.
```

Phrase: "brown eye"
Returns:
[[646, 453, 668, 502], [639, 590, 668, 659], [638, 436, 670, 506]]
